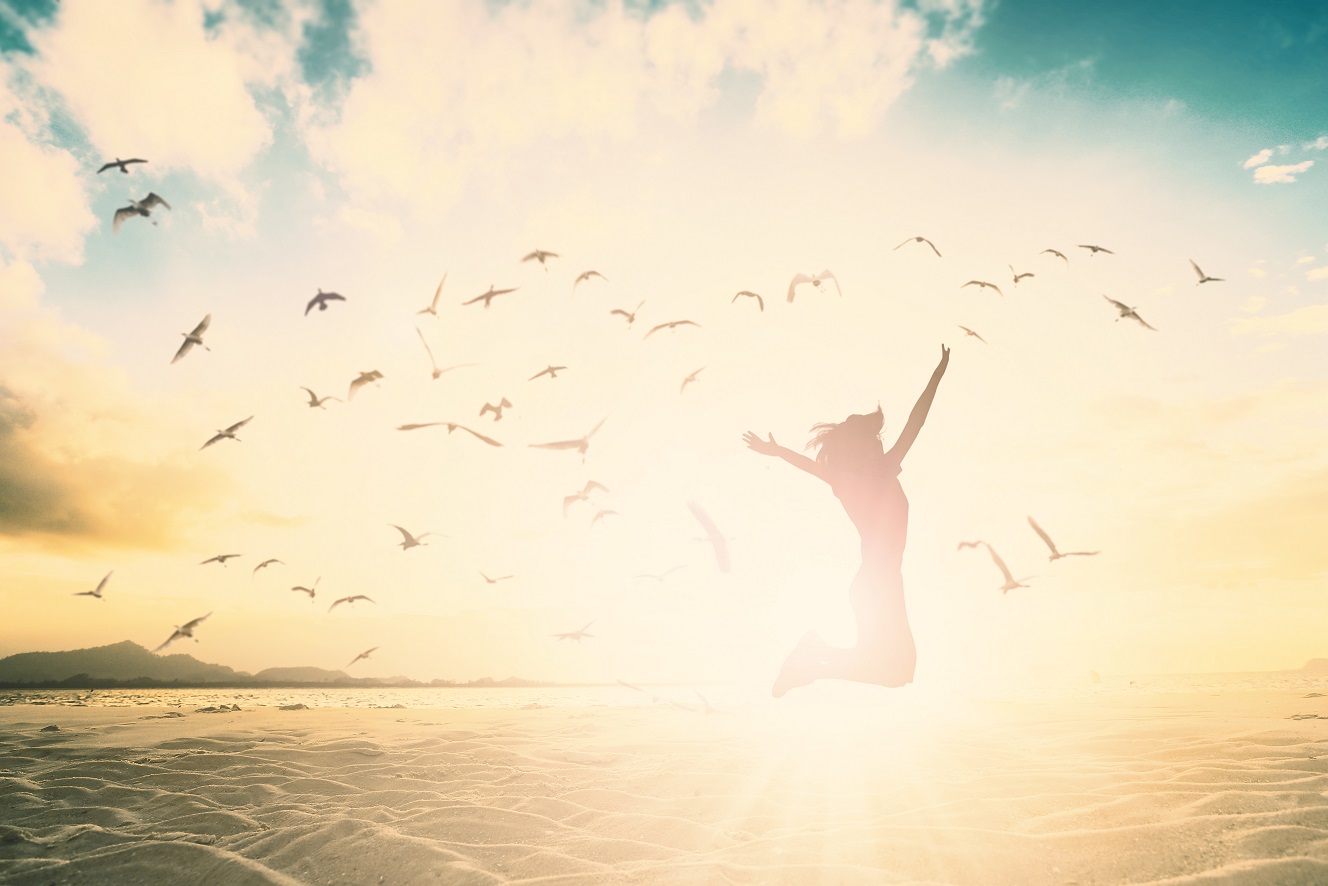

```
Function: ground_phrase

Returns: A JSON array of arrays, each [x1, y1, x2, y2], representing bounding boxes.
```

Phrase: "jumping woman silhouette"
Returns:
[[744, 344, 949, 697]]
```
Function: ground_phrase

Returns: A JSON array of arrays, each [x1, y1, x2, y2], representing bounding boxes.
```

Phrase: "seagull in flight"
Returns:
[[480, 398, 512, 421], [347, 646, 378, 668], [553, 621, 594, 642], [97, 157, 147, 174], [201, 416, 252, 449], [894, 236, 941, 257], [1009, 264, 1034, 285], [644, 319, 700, 339], [1102, 295, 1157, 330], [300, 387, 341, 409], [348, 370, 383, 400], [958, 540, 1030, 593], [529, 365, 566, 380], [563, 480, 610, 517], [306, 289, 346, 315], [732, 291, 764, 311], [787, 270, 841, 302], [252, 558, 283, 575], [591, 508, 620, 527], [1041, 248, 1069, 263], [390, 524, 435, 550], [573, 270, 607, 293], [395, 422, 503, 446], [1189, 260, 1224, 285], [414, 328, 474, 380], [688, 500, 731, 573], [680, 367, 704, 393], [522, 249, 558, 269], [1027, 516, 1099, 562], [418, 273, 447, 316], [74, 571, 112, 599], [171, 314, 211, 364], [957, 325, 986, 343], [200, 553, 242, 566], [1078, 244, 1114, 256], [328, 594, 375, 614], [610, 300, 644, 327], [962, 280, 1003, 297], [153, 612, 211, 653], [480, 572, 513, 584], [112, 192, 170, 233], [463, 285, 517, 309], [633, 565, 685, 582], [529, 418, 607, 462], [291, 577, 319, 599]]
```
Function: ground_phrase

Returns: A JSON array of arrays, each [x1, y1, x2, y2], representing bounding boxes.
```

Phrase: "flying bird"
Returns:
[[346, 646, 378, 667], [522, 249, 559, 269], [348, 370, 383, 400], [962, 280, 1003, 297], [553, 621, 594, 642], [300, 387, 341, 409], [463, 285, 517, 309], [480, 572, 513, 584], [112, 192, 170, 233], [97, 157, 147, 174], [74, 571, 112, 599], [418, 273, 447, 316], [291, 577, 319, 599], [787, 269, 842, 302], [732, 291, 764, 311], [529, 417, 607, 461], [390, 524, 435, 550], [328, 595, 375, 614], [958, 540, 1030, 593], [591, 508, 620, 526], [1189, 260, 1224, 285], [563, 480, 610, 517], [1027, 516, 1100, 562], [201, 416, 252, 449], [395, 422, 503, 446], [573, 270, 607, 293], [200, 553, 241, 566], [633, 565, 685, 582], [529, 365, 566, 380], [153, 612, 211, 653], [1041, 248, 1069, 263], [171, 314, 211, 364], [1078, 244, 1114, 256], [680, 367, 704, 393], [1009, 264, 1034, 284], [957, 325, 986, 343], [688, 500, 731, 573], [480, 398, 512, 421], [252, 558, 283, 575], [894, 236, 941, 257], [644, 319, 700, 339], [305, 289, 346, 315], [610, 300, 644, 326], [1102, 295, 1157, 330], [414, 328, 475, 380]]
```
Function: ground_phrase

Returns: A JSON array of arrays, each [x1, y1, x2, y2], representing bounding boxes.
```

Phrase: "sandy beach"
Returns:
[[4, 688, 1328, 885]]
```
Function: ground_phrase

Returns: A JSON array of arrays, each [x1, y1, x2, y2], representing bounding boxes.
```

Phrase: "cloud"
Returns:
[[1304, 135, 1328, 151], [1228, 304, 1328, 336], [1308, 266, 1328, 282], [1252, 160, 1314, 183], [1243, 148, 1272, 168], [1239, 296, 1265, 313]]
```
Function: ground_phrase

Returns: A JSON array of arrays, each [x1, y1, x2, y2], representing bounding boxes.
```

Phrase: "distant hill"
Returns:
[[0, 640, 250, 684], [1302, 659, 1328, 673], [252, 666, 349, 683]]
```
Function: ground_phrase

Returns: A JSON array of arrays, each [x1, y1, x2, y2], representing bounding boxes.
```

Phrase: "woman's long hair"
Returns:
[[806, 405, 884, 470]]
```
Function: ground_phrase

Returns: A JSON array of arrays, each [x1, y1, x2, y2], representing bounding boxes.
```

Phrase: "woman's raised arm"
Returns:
[[885, 344, 949, 463], [743, 431, 827, 481]]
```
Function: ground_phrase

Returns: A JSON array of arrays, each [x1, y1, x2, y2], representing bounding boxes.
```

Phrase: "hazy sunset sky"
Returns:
[[1, 0, 1325, 686]]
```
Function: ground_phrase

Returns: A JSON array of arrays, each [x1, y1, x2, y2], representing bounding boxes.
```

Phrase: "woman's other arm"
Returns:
[[743, 431, 828, 481], [885, 344, 949, 463]]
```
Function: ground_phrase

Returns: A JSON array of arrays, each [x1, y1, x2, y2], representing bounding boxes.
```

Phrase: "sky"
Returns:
[[1, 0, 1325, 689]]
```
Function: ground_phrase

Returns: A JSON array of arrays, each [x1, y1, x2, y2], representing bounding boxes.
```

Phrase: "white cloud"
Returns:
[[1243, 148, 1273, 168], [1297, 255, 1316, 264], [1305, 136, 1328, 151], [1253, 160, 1314, 184], [1239, 296, 1265, 313], [1247, 267, 1266, 277], [1229, 304, 1328, 336], [1308, 266, 1328, 282]]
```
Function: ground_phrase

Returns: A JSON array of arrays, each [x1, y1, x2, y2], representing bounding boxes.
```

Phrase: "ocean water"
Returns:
[[3, 670, 1326, 710]]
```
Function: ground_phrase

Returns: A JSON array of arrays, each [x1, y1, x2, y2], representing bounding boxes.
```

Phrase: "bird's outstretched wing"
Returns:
[[172, 339, 195, 364], [224, 416, 253, 435], [816, 270, 842, 296], [787, 273, 812, 302], [419, 273, 446, 314], [1129, 313, 1158, 331], [984, 543, 1017, 584], [142, 192, 171, 211], [152, 630, 184, 653], [190, 314, 211, 337], [1041, 248, 1068, 262], [1026, 516, 1060, 557], [112, 206, 135, 234], [389, 524, 415, 544], [447, 423, 503, 446], [1102, 295, 1130, 312], [94, 571, 112, 595], [181, 612, 211, 632], [733, 291, 764, 311]]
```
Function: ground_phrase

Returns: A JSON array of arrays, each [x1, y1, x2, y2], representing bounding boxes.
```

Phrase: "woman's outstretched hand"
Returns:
[[938, 343, 950, 371], [743, 431, 781, 457]]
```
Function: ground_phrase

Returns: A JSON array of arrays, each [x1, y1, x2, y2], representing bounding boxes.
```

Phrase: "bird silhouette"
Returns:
[[957, 325, 986, 343], [1041, 248, 1069, 263], [1027, 516, 1100, 562], [1102, 295, 1157, 330], [328, 594, 375, 613], [201, 416, 252, 449], [291, 578, 319, 600], [171, 314, 211, 364], [97, 157, 147, 174], [305, 289, 346, 315], [112, 193, 170, 233], [74, 571, 112, 599], [529, 365, 566, 380], [787, 270, 841, 302], [591, 508, 619, 527], [563, 480, 610, 517], [480, 572, 514, 584], [414, 328, 474, 380], [553, 621, 594, 642], [529, 418, 607, 461], [644, 319, 700, 339], [610, 301, 644, 326], [1078, 244, 1114, 256], [1009, 264, 1034, 284], [348, 370, 384, 400], [732, 291, 764, 311], [251, 558, 283, 575], [894, 236, 941, 257], [573, 270, 607, 293], [522, 249, 558, 269], [958, 540, 1030, 593], [633, 565, 685, 582], [680, 367, 704, 393], [390, 524, 435, 550], [480, 398, 512, 421], [200, 553, 241, 566], [962, 280, 1003, 297], [462, 285, 517, 308], [1189, 260, 1224, 285], [347, 646, 378, 667], [418, 273, 446, 316], [153, 612, 211, 653], [395, 422, 503, 446], [300, 387, 341, 408]]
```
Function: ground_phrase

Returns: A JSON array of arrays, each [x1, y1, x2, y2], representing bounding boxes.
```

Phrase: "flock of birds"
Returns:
[[68, 154, 1227, 690]]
